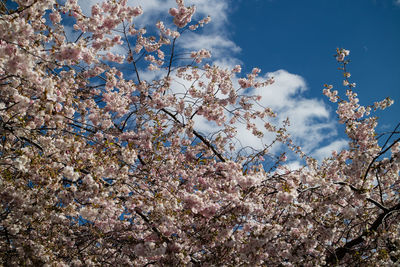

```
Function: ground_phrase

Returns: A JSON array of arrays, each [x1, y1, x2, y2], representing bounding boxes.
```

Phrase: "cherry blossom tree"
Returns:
[[0, 0, 399, 266]]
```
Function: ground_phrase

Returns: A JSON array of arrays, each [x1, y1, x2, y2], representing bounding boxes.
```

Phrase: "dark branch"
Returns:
[[326, 202, 400, 264]]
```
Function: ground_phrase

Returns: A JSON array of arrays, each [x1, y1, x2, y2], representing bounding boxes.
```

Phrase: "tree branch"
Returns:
[[326, 202, 400, 264]]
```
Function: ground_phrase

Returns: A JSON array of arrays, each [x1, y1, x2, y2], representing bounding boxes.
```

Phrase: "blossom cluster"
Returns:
[[0, 0, 399, 266]]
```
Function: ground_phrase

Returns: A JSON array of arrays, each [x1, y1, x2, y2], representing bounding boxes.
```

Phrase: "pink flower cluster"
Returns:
[[0, 0, 399, 266], [190, 48, 211, 63], [169, 0, 196, 28]]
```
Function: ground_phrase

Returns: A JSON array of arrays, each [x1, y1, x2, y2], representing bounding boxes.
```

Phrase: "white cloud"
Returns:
[[247, 70, 340, 154], [187, 0, 229, 28], [395, 0, 400, 6], [313, 139, 348, 161], [77, 0, 102, 15], [180, 33, 241, 56], [285, 161, 303, 171], [255, 70, 307, 110], [127, 0, 176, 26]]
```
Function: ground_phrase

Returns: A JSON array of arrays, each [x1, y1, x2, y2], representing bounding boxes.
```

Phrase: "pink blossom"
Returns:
[[169, 8, 179, 16], [0, 1, 398, 265], [238, 78, 252, 88], [232, 65, 242, 73], [49, 11, 61, 24]]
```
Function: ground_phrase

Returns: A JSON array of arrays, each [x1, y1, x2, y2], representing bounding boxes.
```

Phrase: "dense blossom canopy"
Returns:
[[0, 0, 399, 266]]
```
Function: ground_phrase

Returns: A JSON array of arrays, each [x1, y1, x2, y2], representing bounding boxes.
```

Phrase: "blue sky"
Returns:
[[74, 0, 400, 163], [229, 0, 400, 131], [225, 0, 400, 163]]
